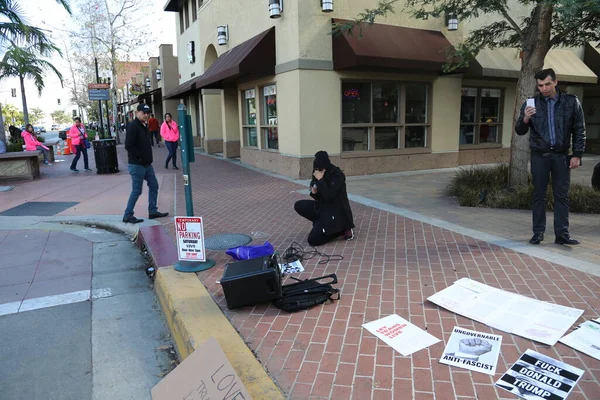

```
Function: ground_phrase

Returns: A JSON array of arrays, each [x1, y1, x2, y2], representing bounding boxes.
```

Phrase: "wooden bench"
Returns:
[[0, 151, 42, 181]]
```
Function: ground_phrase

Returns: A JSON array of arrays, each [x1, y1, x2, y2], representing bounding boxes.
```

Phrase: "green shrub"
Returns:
[[446, 164, 600, 214], [36, 135, 45, 143], [7, 143, 23, 152], [86, 130, 97, 141]]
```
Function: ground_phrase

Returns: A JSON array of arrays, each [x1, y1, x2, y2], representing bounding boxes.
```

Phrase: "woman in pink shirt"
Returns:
[[68, 117, 91, 172], [160, 113, 180, 170], [21, 124, 52, 165]]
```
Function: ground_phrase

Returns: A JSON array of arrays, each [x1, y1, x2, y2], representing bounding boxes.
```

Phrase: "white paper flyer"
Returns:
[[439, 326, 502, 375], [362, 314, 440, 356], [559, 319, 600, 361]]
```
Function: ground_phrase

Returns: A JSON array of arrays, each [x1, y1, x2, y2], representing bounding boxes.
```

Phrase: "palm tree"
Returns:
[[0, 46, 63, 125]]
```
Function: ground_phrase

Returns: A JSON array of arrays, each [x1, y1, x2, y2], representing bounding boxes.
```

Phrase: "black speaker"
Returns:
[[220, 255, 282, 309]]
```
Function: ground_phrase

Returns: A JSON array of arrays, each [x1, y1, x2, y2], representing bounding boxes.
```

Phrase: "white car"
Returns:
[[51, 124, 60, 131]]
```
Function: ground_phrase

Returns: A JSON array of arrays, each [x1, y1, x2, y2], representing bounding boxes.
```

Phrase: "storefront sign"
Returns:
[[175, 216, 206, 262], [245, 89, 256, 99], [263, 85, 276, 96], [482, 88, 501, 98], [344, 88, 361, 99], [461, 88, 477, 97]]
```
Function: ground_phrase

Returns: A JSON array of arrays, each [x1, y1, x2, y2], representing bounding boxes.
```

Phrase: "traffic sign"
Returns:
[[88, 89, 110, 101], [88, 83, 110, 89]]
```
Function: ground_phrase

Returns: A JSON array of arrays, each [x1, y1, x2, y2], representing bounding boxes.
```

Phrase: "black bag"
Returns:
[[273, 273, 340, 312], [59, 130, 67, 140]]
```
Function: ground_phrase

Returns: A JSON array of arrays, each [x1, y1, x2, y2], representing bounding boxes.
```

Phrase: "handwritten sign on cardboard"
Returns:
[[151, 337, 252, 400]]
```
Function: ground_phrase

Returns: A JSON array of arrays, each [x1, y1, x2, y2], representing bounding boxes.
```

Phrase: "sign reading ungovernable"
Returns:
[[175, 216, 206, 262]]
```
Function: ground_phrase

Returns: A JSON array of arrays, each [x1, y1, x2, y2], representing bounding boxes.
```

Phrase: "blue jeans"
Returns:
[[124, 164, 159, 218], [36, 146, 50, 163], [70, 144, 89, 170], [165, 141, 178, 167]]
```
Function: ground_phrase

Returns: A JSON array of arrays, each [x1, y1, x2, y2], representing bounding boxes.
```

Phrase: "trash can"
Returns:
[[92, 139, 119, 174]]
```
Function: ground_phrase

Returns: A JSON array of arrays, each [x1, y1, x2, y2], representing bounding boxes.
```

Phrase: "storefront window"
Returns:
[[262, 85, 278, 150], [341, 81, 429, 152], [460, 87, 503, 145], [242, 89, 257, 147]]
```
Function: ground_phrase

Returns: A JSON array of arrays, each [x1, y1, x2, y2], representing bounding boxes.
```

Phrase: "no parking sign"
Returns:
[[175, 216, 206, 262]]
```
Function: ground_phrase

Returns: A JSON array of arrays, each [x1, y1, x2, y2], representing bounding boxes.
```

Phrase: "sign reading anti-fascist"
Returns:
[[175, 216, 206, 262]]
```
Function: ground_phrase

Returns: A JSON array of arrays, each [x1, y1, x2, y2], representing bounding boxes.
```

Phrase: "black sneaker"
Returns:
[[173, 166, 179, 170], [122, 216, 144, 224], [344, 229, 355, 241], [85, 168, 92, 172], [70, 168, 79, 172], [149, 211, 169, 219]]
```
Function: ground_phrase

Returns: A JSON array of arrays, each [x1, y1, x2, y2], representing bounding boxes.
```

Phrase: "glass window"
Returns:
[[262, 85, 278, 150], [342, 82, 371, 124], [184, 1, 189, 29], [191, 0, 197, 21], [179, 10, 184, 34], [341, 81, 429, 152], [242, 89, 257, 147], [459, 87, 503, 145]]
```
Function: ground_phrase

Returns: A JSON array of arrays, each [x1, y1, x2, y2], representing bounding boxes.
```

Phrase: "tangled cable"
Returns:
[[281, 241, 343, 265]]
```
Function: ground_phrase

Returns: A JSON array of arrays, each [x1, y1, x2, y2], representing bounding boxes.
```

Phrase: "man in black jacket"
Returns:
[[294, 151, 355, 246], [122, 103, 169, 223], [515, 68, 586, 245]]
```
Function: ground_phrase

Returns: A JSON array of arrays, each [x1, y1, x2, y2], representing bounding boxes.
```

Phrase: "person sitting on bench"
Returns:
[[21, 124, 52, 165]]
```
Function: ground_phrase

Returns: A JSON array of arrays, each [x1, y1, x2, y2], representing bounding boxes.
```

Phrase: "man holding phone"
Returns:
[[515, 68, 586, 245]]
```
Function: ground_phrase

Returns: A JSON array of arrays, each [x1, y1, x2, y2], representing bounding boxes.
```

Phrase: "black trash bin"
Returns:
[[92, 139, 119, 174]]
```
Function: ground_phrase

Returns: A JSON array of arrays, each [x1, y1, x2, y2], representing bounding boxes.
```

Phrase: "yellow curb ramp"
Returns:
[[154, 266, 284, 400]]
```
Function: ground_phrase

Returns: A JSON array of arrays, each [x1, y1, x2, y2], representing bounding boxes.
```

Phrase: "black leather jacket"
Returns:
[[515, 90, 586, 158], [125, 118, 153, 166], [309, 165, 355, 235]]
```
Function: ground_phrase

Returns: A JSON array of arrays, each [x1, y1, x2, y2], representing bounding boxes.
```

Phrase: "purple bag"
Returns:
[[226, 241, 274, 261]]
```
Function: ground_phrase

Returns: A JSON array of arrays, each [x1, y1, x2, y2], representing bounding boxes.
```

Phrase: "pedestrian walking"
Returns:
[[515, 68, 586, 245], [160, 112, 179, 170], [294, 151, 355, 246], [122, 103, 169, 224], [21, 124, 52, 165], [68, 117, 91, 172], [148, 113, 161, 147]]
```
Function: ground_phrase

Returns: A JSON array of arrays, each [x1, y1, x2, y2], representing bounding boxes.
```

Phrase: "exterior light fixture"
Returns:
[[447, 13, 458, 31], [156, 69, 162, 81], [321, 0, 333, 12], [217, 25, 228, 46], [269, 0, 282, 19], [145, 77, 151, 89]]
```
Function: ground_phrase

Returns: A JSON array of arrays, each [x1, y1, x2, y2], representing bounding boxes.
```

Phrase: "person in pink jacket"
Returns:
[[68, 117, 91, 172], [21, 124, 52, 165], [160, 113, 180, 170]]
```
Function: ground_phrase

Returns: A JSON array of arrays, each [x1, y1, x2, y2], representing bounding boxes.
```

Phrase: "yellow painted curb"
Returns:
[[154, 266, 284, 400]]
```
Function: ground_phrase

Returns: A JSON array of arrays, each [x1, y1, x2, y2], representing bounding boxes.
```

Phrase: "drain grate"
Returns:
[[0, 201, 79, 216], [204, 233, 253, 250]]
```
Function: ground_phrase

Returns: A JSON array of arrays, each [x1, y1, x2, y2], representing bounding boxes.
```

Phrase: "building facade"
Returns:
[[163, 0, 599, 179]]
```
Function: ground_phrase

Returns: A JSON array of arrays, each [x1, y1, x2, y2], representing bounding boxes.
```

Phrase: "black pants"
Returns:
[[531, 152, 570, 237], [294, 200, 343, 246], [150, 130, 160, 146], [71, 144, 89, 170], [165, 141, 178, 168]]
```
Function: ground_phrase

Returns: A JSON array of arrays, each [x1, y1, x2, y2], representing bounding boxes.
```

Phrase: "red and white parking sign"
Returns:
[[175, 217, 206, 262]]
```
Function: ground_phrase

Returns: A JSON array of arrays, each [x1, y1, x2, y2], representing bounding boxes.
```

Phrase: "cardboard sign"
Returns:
[[362, 314, 440, 356], [175, 216, 206, 262], [495, 349, 584, 400], [439, 326, 502, 375], [151, 337, 252, 400]]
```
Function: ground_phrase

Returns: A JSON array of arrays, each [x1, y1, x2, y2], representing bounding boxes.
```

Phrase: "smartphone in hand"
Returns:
[[526, 98, 535, 108]]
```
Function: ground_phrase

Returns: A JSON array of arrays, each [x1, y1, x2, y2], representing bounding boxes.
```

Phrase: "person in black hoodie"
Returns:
[[294, 151, 355, 246], [122, 103, 169, 224]]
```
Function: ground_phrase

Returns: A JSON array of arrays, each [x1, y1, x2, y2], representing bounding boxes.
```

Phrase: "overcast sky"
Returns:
[[0, 0, 176, 126]]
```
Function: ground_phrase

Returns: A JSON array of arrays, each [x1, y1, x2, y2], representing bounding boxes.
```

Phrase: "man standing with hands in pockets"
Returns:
[[515, 68, 586, 245]]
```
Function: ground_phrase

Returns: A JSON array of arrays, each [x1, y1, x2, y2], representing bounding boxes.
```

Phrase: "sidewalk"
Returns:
[[1, 143, 598, 399]]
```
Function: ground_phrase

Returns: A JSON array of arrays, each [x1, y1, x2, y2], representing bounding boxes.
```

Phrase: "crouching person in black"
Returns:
[[294, 151, 355, 246]]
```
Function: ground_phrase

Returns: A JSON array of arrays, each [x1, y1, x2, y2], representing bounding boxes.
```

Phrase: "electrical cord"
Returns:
[[281, 241, 343, 265]]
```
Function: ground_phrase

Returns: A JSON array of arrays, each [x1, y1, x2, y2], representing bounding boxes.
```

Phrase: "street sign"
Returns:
[[88, 83, 110, 90], [88, 89, 110, 101], [175, 216, 206, 262]]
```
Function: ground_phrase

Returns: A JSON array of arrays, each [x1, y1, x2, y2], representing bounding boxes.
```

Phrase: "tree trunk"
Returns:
[[508, 3, 553, 188], [20, 76, 29, 125]]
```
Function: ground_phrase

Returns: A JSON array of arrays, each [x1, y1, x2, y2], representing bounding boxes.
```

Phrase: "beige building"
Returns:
[[163, 0, 599, 179]]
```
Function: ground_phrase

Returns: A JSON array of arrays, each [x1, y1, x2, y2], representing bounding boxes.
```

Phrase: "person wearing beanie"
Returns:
[[294, 150, 355, 246]]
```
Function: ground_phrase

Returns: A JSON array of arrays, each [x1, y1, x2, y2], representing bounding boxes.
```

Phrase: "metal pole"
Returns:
[[105, 99, 110, 139], [178, 101, 194, 216], [94, 57, 105, 139], [0, 102, 6, 145]]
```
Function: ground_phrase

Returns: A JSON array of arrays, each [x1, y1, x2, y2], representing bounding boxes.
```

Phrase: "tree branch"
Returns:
[[550, 14, 595, 46], [499, 7, 523, 37]]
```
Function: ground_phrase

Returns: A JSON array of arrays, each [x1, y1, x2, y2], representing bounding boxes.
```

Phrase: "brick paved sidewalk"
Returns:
[[161, 154, 600, 400]]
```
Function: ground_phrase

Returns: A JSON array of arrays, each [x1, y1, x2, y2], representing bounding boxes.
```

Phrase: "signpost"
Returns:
[[88, 89, 110, 101], [174, 216, 215, 272]]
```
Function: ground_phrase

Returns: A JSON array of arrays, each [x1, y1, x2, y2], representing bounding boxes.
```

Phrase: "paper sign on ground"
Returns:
[[151, 337, 252, 400], [439, 326, 502, 375], [495, 349, 584, 400], [278, 260, 304, 274], [559, 319, 600, 361], [175, 216, 206, 262], [362, 314, 440, 356], [428, 278, 583, 346]]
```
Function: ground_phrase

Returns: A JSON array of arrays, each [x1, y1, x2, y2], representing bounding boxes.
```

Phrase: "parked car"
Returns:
[[58, 127, 69, 140], [51, 124, 60, 131]]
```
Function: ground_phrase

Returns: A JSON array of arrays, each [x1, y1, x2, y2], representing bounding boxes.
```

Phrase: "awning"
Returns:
[[584, 42, 600, 78], [332, 19, 457, 72], [471, 48, 597, 84], [128, 88, 162, 106], [163, 79, 197, 100], [194, 27, 275, 90]]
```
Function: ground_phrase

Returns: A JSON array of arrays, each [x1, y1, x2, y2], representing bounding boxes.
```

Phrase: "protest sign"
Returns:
[[362, 314, 440, 356], [439, 327, 502, 375], [278, 260, 304, 275], [428, 278, 583, 345], [495, 349, 584, 400], [151, 337, 252, 400], [175, 216, 206, 262], [559, 318, 600, 361]]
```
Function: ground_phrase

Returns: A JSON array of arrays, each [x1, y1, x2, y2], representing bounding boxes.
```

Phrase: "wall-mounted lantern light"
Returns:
[[187, 41, 196, 64], [217, 25, 229, 46], [269, 0, 283, 19], [145, 77, 151, 89], [321, 0, 333, 12], [447, 13, 458, 31], [156, 69, 162, 81]]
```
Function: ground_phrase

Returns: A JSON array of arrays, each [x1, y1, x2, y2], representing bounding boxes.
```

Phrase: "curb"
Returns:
[[154, 266, 284, 400]]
